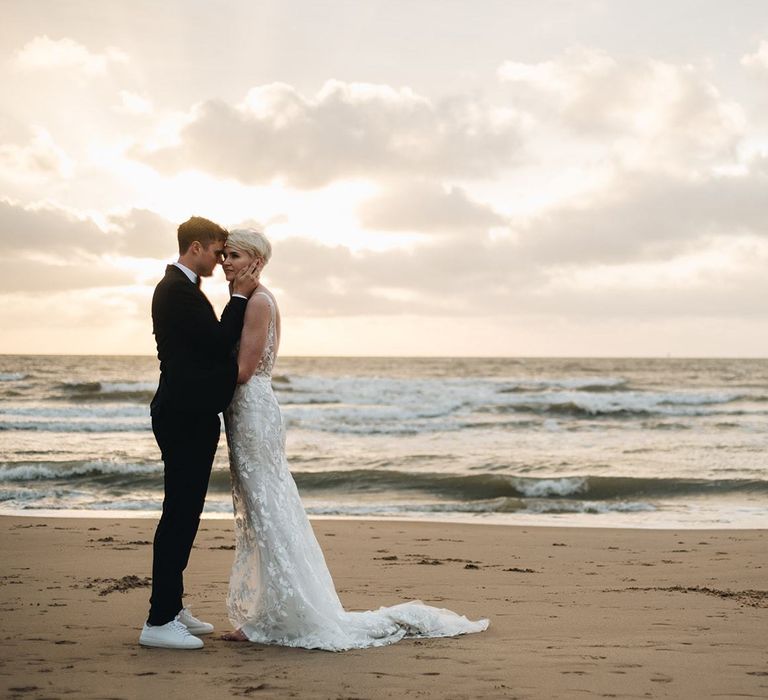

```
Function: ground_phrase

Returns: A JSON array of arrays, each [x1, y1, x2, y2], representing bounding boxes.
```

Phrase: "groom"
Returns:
[[139, 216, 260, 650]]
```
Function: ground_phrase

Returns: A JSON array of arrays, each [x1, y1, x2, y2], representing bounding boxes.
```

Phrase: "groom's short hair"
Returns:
[[177, 216, 228, 254]]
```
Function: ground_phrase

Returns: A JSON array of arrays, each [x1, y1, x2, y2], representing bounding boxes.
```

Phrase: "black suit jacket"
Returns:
[[150, 265, 247, 416]]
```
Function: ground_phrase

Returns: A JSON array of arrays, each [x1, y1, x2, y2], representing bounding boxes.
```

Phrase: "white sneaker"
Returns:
[[178, 607, 214, 635], [139, 617, 204, 649]]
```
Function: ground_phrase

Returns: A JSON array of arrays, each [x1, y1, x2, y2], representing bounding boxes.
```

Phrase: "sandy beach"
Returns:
[[1, 516, 766, 699]]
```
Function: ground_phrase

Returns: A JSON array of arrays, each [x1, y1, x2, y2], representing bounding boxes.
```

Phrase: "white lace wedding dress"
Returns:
[[223, 292, 489, 651]]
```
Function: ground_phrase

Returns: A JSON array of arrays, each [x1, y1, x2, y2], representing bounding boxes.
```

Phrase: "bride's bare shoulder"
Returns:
[[245, 287, 278, 318], [251, 286, 278, 307]]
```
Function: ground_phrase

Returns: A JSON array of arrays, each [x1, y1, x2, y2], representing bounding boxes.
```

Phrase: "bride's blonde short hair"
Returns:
[[226, 228, 272, 264]]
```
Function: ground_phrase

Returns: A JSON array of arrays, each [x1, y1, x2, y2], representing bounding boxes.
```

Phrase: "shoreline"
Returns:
[[1, 515, 766, 699], [3, 352, 768, 359], [1, 508, 766, 530]]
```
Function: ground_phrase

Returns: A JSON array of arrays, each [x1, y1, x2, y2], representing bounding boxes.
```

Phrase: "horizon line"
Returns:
[[1, 353, 767, 361]]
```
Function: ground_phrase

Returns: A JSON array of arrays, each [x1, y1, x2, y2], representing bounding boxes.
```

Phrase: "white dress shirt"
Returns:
[[173, 261, 198, 284]]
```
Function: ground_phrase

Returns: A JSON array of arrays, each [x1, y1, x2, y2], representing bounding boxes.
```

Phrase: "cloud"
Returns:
[[7, 167, 761, 316], [263, 235, 540, 316], [525, 237, 768, 320], [0, 197, 183, 259], [129, 50, 747, 196], [498, 47, 743, 169], [259, 159, 768, 318], [134, 80, 524, 188], [357, 181, 507, 234], [0, 199, 132, 292], [0, 200, 180, 295], [14, 35, 128, 76], [0, 199, 182, 276], [741, 40, 768, 72], [0, 127, 74, 181], [256, 226, 768, 322], [1, 199, 112, 255], [517, 167, 768, 265], [107, 208, 177, 258]]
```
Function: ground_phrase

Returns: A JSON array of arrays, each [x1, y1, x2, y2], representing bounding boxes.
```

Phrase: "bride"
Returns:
[[219, 228, 489, 651]]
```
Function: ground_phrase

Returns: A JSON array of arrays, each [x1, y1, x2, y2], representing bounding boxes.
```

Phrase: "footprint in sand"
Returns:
[[651, 675, 673, 683]]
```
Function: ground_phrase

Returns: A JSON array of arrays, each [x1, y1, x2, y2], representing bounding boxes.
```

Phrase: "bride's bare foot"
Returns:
[[220, 629, 248, 641]]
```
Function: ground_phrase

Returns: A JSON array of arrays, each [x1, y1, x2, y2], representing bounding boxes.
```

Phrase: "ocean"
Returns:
[[0, 355, 765, 528]]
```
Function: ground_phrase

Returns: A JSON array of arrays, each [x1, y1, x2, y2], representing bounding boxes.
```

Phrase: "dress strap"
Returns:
[[253, 291, 275, 313]]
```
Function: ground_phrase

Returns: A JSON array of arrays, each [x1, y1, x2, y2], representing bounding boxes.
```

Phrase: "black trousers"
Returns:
[[148, 410, 220, 625]]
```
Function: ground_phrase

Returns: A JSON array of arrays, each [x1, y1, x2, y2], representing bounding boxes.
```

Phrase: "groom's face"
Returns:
[[197, 240, 225, 277]]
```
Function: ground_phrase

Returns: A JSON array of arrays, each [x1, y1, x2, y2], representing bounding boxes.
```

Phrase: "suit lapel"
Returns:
[[166, 265, 215, 313]]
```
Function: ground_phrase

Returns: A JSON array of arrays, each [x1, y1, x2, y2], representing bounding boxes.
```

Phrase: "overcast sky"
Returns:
[[1, 0, 767, 356]]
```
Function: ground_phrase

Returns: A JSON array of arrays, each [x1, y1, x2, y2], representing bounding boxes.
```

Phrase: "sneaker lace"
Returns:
[[171, 618, 195, 637]]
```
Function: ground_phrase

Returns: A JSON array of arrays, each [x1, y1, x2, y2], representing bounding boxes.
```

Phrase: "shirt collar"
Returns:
[[172, 261, 198, 285]]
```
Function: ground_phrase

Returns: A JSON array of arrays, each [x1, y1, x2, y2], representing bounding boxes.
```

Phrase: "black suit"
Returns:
[[148, 264, 247, 625]]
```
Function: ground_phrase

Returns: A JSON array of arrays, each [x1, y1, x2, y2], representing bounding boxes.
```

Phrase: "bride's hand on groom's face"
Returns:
[[232, 261, 261, 297]]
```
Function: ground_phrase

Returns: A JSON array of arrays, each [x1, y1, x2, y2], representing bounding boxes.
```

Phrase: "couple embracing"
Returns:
[[139, 216, 488, 651]]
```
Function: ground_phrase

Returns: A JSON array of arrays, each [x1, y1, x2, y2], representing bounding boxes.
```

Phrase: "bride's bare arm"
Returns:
[[236, 294, 271, 384]]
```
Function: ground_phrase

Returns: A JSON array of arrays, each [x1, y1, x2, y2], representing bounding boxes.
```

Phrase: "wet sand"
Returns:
[[1, 516, 766, 699]]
